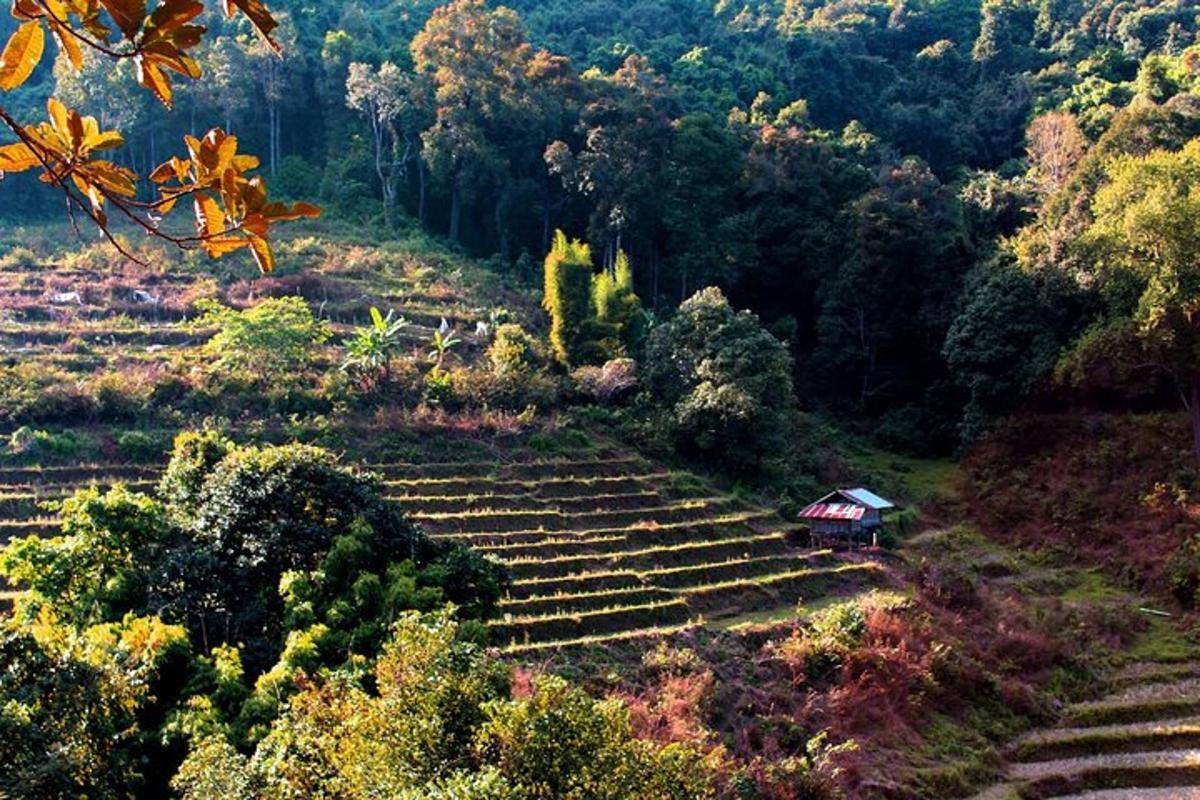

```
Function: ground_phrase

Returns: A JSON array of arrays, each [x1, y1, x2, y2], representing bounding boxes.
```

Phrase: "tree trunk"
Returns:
[[1191, 373, 1200, 463], [449, 182, 462, 243]]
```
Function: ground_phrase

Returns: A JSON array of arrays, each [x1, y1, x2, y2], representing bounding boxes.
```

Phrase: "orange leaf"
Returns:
[[0, 142, 39, 172], [0, 20, 45, 92], [193, 193, 226, 238], [136, 54, 173, 107], [99, 0, 147, 40], [246, 233, 275, 273], [223, 0, 280, 53], [48, 19, 83, 70]]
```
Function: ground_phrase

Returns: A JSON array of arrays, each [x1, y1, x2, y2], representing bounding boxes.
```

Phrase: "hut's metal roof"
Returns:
[[799, 502, 865, 521], [840, 488, 895, 510]]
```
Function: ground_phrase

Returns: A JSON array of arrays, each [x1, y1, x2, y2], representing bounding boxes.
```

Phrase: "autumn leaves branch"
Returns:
[[0, 0, 318, 270]]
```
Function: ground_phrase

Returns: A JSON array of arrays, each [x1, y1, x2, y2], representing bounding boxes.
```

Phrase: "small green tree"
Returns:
[[593, 249, 646, 356], [543, 230, 598, 367], [196, 297, 330, 377]]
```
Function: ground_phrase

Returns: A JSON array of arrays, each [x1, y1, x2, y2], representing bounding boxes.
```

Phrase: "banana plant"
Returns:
[[428, 318, 462, 373], [342, 306, 408, 391]]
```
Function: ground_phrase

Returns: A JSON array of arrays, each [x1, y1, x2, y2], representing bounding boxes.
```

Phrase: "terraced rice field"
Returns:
[[0, 238, 512, 378], [977, 661, 1200, 799], [0, 451, 882, 651]]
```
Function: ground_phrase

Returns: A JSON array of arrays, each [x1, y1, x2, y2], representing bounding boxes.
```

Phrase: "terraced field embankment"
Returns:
[[0, 451, 883, 652], [978, 661, 1200, 799]]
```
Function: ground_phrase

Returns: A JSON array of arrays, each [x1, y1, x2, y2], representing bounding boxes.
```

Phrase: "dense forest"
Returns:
[[6, 0, 1200, 798], [6, 0, 1200, 452]]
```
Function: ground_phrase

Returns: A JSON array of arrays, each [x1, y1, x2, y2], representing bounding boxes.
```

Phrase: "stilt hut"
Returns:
[[799, 488, 895, 548]]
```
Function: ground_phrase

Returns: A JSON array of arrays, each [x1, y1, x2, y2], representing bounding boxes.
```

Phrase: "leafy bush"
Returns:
[[196, 297, 330, 377], [488, 323, 539, 376], [644, 287, 797, 473], [593, 250, 647, 356], [116, 430, 171, 462], [0, 616, 190, 800]]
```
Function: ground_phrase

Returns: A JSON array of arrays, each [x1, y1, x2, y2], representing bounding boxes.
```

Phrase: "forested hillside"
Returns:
[[5, 0, 1200, 450]]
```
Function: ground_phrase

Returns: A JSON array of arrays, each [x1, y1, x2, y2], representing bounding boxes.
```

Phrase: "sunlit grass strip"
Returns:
[[489, 598, 688, 626], [675, 561, 881, 595], [497, 621, 703, 654], [475, 534, 629, 555], [1112, 662, 1200, 690], [502, 532, 786, 567], [366, 455, 644, 477], [636, 551, 829, 582], [1066, 696, 1200, 727], [412, 497, 725, 521], [1013, 717, 1200, 762], [499, 586, 671, 616], [392, 490, 664, 515], [427, 509, 776, 542], [1010, 748, 1200, 784], [383, 471, 670, 490]]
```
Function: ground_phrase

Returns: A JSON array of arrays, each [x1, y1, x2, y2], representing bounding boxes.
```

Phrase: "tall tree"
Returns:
[[411, 0, 535, 244], [346, 61, 410, 226], [1080, 140, 1200, 460]]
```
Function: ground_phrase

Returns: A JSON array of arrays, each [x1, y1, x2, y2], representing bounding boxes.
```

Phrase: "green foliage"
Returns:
[[157, 430, 235, 517], [543, 230, 601, 367], [1, 486, 174, 627], [0, 615, 190, 800], [593, 250, 647, 357], [488, 323, 539, 376], [343, 306, 410, 392], [196, 297, 330, 377], [477, 673, 717, 800], [645, 287, 796, 473], [944, 261, 1064, 442]]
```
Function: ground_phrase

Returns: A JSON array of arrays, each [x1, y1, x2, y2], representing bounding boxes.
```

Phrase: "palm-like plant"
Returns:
[[428, 318, 462, 372], [342, 306, 408, 390]]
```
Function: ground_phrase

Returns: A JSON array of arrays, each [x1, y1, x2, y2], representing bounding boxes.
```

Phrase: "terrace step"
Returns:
[[488, 599, 693, 646], [1009, 748, 1200, 792], [390, 490, 666, 515], [384, 474, 666, 499], [1111, 661, 1200, 690], [1013, 716, 1200, 762], [1065, 677, 1200, 727], [681, 562, 884, 617], [1053, 789, 1200, 799], [0, 481, 158, 499], [508, 570, 644, 599], [416, 498, 742, 535], [428, 512, 780, 547], [471, 521, 769, 559], [639, 553, 832, 590], [0, 519, 60, 540], [498, 621, 703, 655], [367, 455, 643, 481], [499, 586, 676, 617], [0, 465, 160, 485], [503, 533, 790, 580]]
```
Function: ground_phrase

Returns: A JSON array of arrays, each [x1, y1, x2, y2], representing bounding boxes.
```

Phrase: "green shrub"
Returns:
[[116, 430, 170, 462], [644, 286, 797, 474], [592, 250, 646, 356], [196, 297, 330, 377], [488, 323, 539, 376], [543, 231, 598, 367]]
